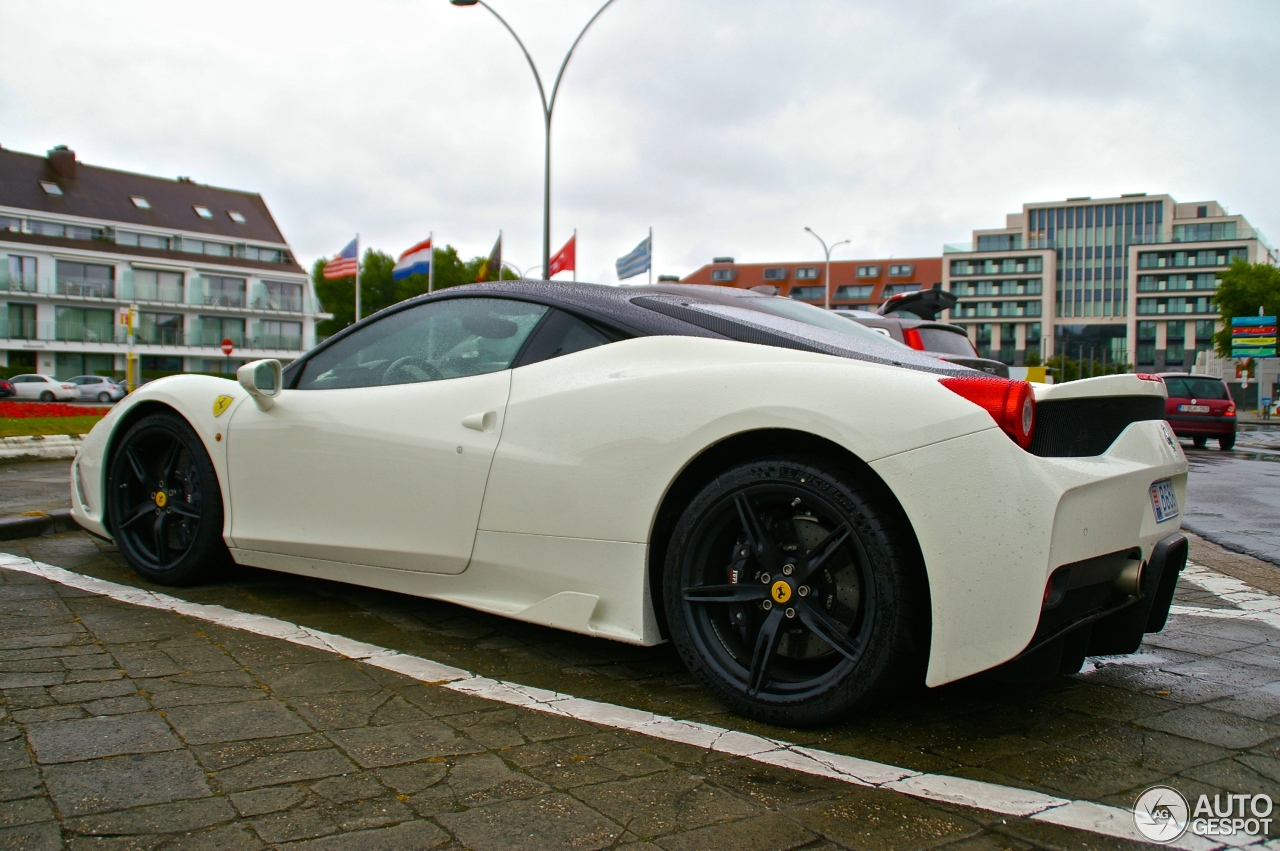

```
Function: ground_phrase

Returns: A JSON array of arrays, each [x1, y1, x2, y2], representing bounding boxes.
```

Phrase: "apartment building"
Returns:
[[1, 145, 325, 381], [943, 194, 1275, 368], [680, 256, 942, 307]]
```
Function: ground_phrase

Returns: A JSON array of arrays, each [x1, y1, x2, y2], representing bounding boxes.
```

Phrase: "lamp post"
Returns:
[[804, 226, 849, 311], [450, 0, 616, 276], [503, 261, 540, 280]]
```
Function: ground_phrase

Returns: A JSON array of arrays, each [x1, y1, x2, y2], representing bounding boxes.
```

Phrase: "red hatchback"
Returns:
[[1157, 372, 1236, 450]]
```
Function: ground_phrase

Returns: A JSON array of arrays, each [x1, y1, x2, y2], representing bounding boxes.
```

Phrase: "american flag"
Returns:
[[323, 238, 358, 279]]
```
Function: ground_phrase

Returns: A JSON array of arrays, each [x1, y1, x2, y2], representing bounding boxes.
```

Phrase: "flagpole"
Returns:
[[428, 231, 435, 294], [499, 230, 503, 280], [354, 233, 361, 322], [572, 228, 577, 282], [648, 226, 653, 285]]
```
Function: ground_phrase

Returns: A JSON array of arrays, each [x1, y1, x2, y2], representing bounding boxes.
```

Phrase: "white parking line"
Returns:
[[0, 553, 1247, 850], [1173, 562, 1280, 629]]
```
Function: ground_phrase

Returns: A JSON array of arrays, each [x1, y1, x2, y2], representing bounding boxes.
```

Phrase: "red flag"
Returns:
[[548, 235, 575, 278]]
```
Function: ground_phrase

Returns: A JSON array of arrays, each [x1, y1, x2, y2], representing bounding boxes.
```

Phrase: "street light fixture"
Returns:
[[450, 0, 617, 276], [804, 226, 849, 311]]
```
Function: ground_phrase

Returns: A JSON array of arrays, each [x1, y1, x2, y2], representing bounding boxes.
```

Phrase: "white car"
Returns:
[[10, 374, 77, 402], [70, 282, 1189, 725], [67, 375, 126, 403]]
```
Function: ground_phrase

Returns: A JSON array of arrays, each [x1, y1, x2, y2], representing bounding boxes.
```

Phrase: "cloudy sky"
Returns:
[[2, 0, 1278, 284]]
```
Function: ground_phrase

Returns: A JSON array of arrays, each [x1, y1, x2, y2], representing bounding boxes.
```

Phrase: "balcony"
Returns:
[[0, 322, 306, 352], [0, 271, 38, 294], [55, 278, 115, 299]]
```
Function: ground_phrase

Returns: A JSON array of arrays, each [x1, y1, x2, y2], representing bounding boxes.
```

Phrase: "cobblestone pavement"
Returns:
[[0, 529, 1278, 849], [0, 461, 71, 519]]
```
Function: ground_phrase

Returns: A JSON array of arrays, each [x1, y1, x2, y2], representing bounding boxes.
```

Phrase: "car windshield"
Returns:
[[730, 296, 910, 348], [916, 326, 979, 356], [1163, 377, 1231, 400]]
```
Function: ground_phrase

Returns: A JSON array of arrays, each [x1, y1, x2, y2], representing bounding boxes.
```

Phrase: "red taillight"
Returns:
[[902, 327, 925, 350], [939, 375, 1036, 449], [1134, 373, 1164, 382], [1226, 402, 1236, 417]]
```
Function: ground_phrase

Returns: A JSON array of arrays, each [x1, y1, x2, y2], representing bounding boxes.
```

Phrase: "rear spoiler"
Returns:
[[878, 283, 957, 320]]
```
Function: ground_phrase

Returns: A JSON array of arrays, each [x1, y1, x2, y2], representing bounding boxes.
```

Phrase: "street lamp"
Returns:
[[503, 261, 541, 280], [804, 226, 849, 311], [450, 0, 617, 276]]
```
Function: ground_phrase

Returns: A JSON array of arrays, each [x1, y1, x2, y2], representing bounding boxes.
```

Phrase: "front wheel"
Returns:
[[39, 391, 54, 402], [1219, 434, 1236, 451], [106, 412, 228, 585], [663, 457, 926, 726]]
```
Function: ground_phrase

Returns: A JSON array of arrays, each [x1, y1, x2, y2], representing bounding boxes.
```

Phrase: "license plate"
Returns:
[[1150, 479, 1179, 523], [1178, 404, 1210, 413]]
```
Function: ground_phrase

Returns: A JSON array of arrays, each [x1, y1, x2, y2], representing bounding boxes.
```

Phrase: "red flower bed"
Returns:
[[0, 401, 108, 419]]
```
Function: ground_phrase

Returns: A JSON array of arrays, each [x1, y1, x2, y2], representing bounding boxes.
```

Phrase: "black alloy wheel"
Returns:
[[106, 412, 227, 585], [664, 458, 925, 726]]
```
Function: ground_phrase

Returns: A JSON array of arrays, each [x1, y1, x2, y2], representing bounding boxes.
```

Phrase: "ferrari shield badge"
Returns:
[[213, 395, 233, 418], [771, 580, 792, 604]]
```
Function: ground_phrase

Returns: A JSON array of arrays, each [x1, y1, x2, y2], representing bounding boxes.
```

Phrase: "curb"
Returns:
[[0, 434, 85, 464], [0, 509, 77, 541]]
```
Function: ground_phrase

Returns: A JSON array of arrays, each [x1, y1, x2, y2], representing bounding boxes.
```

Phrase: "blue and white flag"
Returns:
[[393, 238, 433, 281], [615, 234, 651, 280]]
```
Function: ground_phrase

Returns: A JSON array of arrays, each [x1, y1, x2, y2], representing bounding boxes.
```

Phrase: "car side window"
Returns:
[[296, 297, 549, 390], [516, 309, 616, 367]]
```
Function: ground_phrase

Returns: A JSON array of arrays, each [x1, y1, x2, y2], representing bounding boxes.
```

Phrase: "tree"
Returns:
[[1212, 259, 1280, 358], [313, 244, 516, 338], [1023, 348, 1042, 367]]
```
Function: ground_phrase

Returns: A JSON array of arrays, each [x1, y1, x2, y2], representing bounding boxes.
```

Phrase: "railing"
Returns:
[[55, 278, 115, 299], [0, 322, 306, 351], [955, 223, 1270, 254], [252, 295, 304, 312], [0, 272, 39, 293]]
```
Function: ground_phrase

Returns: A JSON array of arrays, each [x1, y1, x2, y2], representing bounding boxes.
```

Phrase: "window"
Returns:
[[199, 316, 245, 348], [762, 267, 788, 281], [6, 303, 36, 340], [795, 267, 819, 280], [193, 205, 213, 219], [888, 264, 913, 277], [180, 238, 233, 257], [56, 261, 115, 298], [133, 269, 184, 303], [55, 307, 114, 343], [856, 265, 880, 278], [0, 215, 19, 232], [259, 280, 304, 311], [40, 181, 63, 196], [7, 256, 37, 292], [789, 286, 824, 300], [242, 245, 284, 263], [117, 231, 172, 250], [1196, 206, 1208, 218], [228, 211, 247, 224], [141, 355, 183, 375], [138, 312, 184, 345], [29, 219, 104, 241], [833, 285, 873, 300], [257, 320, 303, 350], [202, 275, 246, 307], [882, 284, 920, 297], [56, 353, 113, 379], [131, 196, 151, 209], [517, 310, 615, 367], [297, 298, 549, 390], [710, 269, 736, 282]]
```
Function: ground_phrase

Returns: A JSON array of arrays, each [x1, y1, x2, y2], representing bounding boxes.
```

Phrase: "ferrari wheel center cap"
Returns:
[[155, 491, 168, 508], [771, 580, 792, 604]]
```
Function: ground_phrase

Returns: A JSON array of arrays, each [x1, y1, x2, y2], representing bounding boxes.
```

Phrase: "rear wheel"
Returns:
[[97, 391, 111, 403], [39, 391, 54, 402], [106, 412, 228, 585], [664, 457, 925, 726], [1219, 434, 1236, 451], [1192, 436, 1207, 449]]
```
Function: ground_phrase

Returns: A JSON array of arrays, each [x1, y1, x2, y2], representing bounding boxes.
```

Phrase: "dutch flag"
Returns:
[[393, 238, 433, 281]]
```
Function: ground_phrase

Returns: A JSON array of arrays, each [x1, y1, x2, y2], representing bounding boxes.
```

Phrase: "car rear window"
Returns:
[[916, 326, 978, 356], [1163, 377, 1230, 400]]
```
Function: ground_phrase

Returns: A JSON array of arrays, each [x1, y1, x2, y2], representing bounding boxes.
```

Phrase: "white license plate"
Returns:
[[1178, 404, 1210, 413], [1150, 479, 1180, 523]]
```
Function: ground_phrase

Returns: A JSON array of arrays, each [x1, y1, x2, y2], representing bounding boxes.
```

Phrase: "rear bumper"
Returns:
[[1166, 414, 1236, 436]]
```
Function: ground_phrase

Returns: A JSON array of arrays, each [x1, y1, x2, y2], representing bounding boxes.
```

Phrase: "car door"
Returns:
[[11, 376, 38, 399], [225, 296, 549, 574]]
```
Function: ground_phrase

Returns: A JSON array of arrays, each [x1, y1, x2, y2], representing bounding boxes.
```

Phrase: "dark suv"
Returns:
[[1157, 372, 1237, 450]]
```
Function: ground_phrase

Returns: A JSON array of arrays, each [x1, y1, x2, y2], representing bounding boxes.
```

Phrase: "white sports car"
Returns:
[[70, 282, 1189, 725]]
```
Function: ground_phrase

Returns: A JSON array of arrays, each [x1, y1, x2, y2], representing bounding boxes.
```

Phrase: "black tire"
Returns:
[[663, 457, 926, 726], [39, 391, 54, 402], [106, 412, 228, 585], [97, 391, 111, 403], [1192, 436, 1207, 449], [1219, 434, 1236, 451]]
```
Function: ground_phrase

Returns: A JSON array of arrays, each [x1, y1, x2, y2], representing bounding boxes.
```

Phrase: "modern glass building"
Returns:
[[943, 194, 1275, 368]]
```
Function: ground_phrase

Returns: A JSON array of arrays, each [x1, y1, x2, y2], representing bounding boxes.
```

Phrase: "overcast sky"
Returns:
[[2, 0, 1278, 284]]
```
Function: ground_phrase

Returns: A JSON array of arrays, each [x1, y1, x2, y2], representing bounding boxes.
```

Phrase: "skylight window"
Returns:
[[193, 205, 213, 219], [227, 211, 246, 223], [40, 181, 63, 196], [131, 196, 151, 209]]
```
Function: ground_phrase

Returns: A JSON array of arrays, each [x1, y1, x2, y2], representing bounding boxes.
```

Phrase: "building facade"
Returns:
[[1, 145, 325, 381], [943, 194, 1275, 368], [680, 255, 942, 308]]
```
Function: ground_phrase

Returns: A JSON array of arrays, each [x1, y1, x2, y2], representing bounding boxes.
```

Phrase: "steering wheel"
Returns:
[[382, 355, 444, 384]]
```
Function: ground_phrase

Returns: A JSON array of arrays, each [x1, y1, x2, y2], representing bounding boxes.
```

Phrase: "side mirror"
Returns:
[[237, 359, 282, 410]]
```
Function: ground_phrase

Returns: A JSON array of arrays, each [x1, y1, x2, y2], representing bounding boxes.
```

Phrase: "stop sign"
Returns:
[[221, 338, 234, 356]]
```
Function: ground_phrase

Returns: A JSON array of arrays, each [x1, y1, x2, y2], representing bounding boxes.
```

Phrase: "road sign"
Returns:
[[221, 338, 234, 356], [1231, 315, 1277, 358]]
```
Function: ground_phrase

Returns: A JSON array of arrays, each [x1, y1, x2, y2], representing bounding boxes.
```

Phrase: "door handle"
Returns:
[[462, 411, 497, 432]]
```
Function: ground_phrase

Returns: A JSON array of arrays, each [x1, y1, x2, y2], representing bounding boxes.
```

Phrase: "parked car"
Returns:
[[72, 280, 1188, 726], [9, 374, 77, 402], [1157, 372, 1236, 450], [67, 375, 126, 403], [0, 378, 14, 398], [832, 286, 1010, 377]]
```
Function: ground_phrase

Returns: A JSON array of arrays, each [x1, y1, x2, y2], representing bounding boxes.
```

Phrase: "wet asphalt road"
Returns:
[[1182, 425, 1280, 566]]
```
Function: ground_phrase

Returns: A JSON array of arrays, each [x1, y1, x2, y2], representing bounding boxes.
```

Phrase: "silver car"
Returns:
[[67, 375, 126, 403]]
